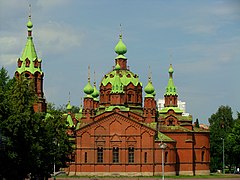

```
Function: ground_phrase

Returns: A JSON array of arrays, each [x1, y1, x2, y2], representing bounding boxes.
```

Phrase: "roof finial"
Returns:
[[120, 23, 123, 37], [28, 4, 31, 18], [68, 91, 71, 102], [94, 70, 96, 86], [88, 65, 90, 82], [148, 66, 152, 82]]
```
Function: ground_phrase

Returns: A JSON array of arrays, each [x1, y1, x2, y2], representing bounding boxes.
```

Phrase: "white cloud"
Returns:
[[35, 21, 83, 56], [0, 54, 19, 66]]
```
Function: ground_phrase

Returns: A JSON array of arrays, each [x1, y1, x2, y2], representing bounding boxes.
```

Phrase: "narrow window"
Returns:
[[85, 152, 87, 163], [201, 151, 205, 162], [112, 147, 119, 163], [128, 147, 134, 163], [97, 147, 103, 163], [165, 151, 168, 163], [144, 152, 147, 163], [128, 94, 131, 102]]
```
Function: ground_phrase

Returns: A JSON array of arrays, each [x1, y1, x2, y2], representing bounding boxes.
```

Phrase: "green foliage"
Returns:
[[227, 113, 240, 168], [0, 69, 73, 179], [208, 105, 234, 172]]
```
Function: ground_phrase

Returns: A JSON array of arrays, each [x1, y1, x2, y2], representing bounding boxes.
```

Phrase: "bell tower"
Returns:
[[15, 10, 46, 112]]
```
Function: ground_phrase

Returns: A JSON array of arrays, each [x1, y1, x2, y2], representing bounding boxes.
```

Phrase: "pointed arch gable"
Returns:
[[95, 125, 106, 135], [109, 119, 122, 134]]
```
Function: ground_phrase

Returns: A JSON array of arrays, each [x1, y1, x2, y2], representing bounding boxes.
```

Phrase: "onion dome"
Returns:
[[92, 83, 100, 99], [84, 66, 94, 97], [27, 16, 33, 29], [165, 64, 177, 96], [144, 77, 155, 98], [84, 81, 94, 97], [115, 34, 127, 60]]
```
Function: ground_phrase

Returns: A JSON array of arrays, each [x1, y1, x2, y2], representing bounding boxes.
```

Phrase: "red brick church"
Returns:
[[16, 15, 210, 176], [65, 34, 210, 176]]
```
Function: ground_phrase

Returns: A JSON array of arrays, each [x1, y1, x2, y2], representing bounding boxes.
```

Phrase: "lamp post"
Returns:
[[159, 141, 167, 180], [221, 138, 225, 174], [53, 138, 57, 180]]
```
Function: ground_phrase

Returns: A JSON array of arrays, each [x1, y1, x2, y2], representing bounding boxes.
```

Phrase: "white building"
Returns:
[[157, 99, 189, 116]]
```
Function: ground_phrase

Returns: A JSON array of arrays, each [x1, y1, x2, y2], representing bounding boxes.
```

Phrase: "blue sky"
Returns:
[[1, 0, 240, 124]]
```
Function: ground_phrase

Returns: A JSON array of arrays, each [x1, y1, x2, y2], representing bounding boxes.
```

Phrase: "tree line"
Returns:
[[209, 105, 240, 173], [1, 66, 239, 178], [0, 67, 73, 179]]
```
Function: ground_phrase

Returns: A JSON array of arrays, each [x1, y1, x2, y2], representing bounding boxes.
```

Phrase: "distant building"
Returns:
[[157, 99, 189, 116], [16, 15, 210, 177]]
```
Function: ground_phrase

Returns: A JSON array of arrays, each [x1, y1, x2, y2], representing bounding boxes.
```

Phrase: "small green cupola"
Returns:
[[84, 66, 94, 98], [66, 100, 72, 111], [66, 100, 74, 128], [144, 77, 155, 98], [92, 82, 100, 100], [115, 34, 127, 60], [165, 64, 177, 96]]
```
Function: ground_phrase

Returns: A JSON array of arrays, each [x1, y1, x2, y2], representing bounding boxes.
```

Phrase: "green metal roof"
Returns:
[[165, 64, 177, 96], [92, 84, 100, 98], [111, 72, 124, 93], [84, 81, 94, 98], [101, 69, 142, 87], [144, 78, 155, 98], [156, 132, 175, 142], [159, 107, 184, 114], [66, 114, 74, 127], [66, 101, 72, 111], [16, 17, 43, 75], [114, 34, 127, 60], [105, 105, 130, 112]]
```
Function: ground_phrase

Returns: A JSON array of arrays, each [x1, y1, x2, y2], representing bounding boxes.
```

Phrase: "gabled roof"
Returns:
[[75, 111, 156, 135]]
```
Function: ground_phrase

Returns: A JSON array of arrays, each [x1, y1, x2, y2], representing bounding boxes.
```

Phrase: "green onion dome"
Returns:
[[84, 81, 94, 96], [114, 34, 127, 59], [27, 17, 33, 29], [92, 85, 100, 98], [144, 80, 155, 95], [169, 64, 174, 74]]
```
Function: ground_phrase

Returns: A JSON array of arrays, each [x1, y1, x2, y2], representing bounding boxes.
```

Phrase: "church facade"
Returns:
[[65, 35, 210, 176], [16, 16, 210, 176]]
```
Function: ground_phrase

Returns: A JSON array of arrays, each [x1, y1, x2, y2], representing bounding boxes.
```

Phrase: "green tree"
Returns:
[[0, 72, 72, 179], [227, 112, 240, 171], [208, 105, 234, 172]]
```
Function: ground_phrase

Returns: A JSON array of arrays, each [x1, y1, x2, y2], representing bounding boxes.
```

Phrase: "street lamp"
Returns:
[[221, 138, 225, 174], [159, 141, 167, 180]]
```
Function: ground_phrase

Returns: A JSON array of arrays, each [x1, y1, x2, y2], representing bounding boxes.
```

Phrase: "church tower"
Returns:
[[164, 64, 178, 107], [15, 13, 46, 112]]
